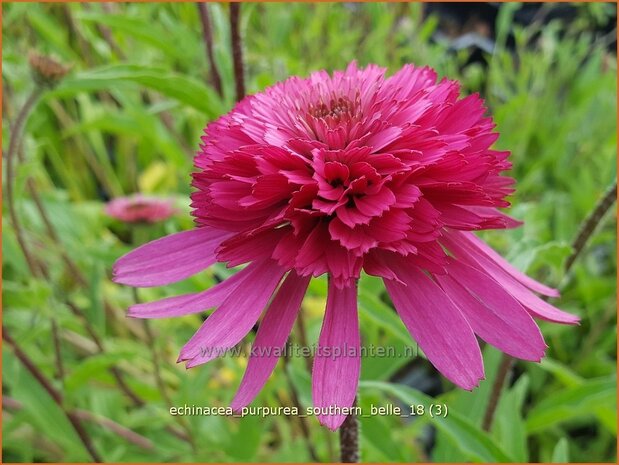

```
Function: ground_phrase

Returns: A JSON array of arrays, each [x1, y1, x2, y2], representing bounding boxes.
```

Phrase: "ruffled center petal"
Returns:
[[193, 62, 517, 286]]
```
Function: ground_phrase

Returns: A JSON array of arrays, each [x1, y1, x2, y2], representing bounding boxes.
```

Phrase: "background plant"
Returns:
[[2, 2, 617, 462]]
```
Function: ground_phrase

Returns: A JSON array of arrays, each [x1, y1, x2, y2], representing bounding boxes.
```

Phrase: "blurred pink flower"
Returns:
[[113, 62, 578, 430], [105, 194, 175, 224]]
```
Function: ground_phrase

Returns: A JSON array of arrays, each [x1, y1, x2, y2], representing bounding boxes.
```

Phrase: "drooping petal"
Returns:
[[312, 281, 360, 431], [113, 228, 233, 287], [384, 259, 484, 389], [458, 231, 559, 297], [442, 232, 579, 324], [178, 260, 286, 366], [231, 272, 311, 410], [436, 259, 546, 361], [128, 261, 261, 318]]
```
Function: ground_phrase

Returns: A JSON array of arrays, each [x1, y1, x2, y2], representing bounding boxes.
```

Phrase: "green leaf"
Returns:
[[226, 413, 263, 461], [75, 12, 191, 62], [3, 278, 53, 311], [551, 438, 570, 462], [64, 352, 130, 392], [433, 346, 503, 462], [361, 381, 514, 462], [3, 350, 91, 461], [2, 227, 29, 276], [27, 8, 79, 61], [50, 65, 226, 118], [359, 413, 406, 461], [526, 376, 616, 433], [494, 375, 530, 462], [539, 358, 584, 387]]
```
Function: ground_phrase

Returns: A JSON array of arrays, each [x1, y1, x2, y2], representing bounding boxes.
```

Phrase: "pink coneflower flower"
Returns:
[[113, 62, 578, 430], [105, 194, 175, 224]]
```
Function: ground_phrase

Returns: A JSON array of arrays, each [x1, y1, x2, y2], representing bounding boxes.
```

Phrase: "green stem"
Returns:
[[6, 87, 44, 276]]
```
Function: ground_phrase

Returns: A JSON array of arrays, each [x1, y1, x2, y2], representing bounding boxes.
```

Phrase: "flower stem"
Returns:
[[197, 2, 223, 97], [3, 326, 103, 462], [229, 2, 245, 102], [339, 396, 360, 463], [6, 87, 44, 276], [51, 319, 66, 382], [564, 180, 617, 274], [482, 353, 513, 431]]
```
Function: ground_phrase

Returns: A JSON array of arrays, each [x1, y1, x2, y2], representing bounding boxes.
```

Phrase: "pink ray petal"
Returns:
[[384, 259, 484, 389], [459, 230, 559, 297], [178, 260, 286, 365], [442, 232, 579, 324], [231, 272, 311, 410], [436, 259, 547, 361], [312, 281, 360, 431], [113, 228, 233, 287], [128, 261, 262, 318]]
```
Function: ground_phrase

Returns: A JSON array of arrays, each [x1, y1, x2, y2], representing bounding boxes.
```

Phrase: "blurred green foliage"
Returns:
[[2, 2, 617, 463]]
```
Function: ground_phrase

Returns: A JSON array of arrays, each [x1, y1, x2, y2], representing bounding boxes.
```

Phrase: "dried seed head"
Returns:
[[28, 52, 71, 87]]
